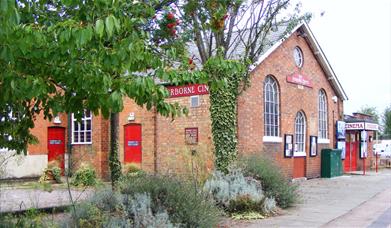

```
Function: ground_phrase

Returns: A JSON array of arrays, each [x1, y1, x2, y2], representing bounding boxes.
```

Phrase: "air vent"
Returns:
[[190, 96, 200, 108]]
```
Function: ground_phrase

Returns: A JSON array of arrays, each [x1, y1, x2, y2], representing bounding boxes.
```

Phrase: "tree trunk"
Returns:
[[109, 112, 122, 189]]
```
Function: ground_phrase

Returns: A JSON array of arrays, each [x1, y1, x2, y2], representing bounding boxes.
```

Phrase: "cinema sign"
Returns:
[[345, 122, 379, 131], [166, 84, 209, 98]]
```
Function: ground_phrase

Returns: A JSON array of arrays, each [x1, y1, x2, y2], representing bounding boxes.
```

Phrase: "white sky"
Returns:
[[294, 0, 391, 116]]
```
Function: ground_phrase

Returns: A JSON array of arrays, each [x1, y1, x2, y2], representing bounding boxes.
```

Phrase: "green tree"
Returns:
[[0, 0, 205, 185], [165, 0, 310, 172], [382, 106, 391, 138], [357, 105, 380, 123]]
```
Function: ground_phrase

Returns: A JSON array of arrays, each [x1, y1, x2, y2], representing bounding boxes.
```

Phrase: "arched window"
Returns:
[[318, 90, 328, 139], [264, 76, 279, 137], [294, 111, 306, 154]]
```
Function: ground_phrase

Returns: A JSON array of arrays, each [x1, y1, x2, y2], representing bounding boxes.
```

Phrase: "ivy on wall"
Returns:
[[204, 56, 246, 173]]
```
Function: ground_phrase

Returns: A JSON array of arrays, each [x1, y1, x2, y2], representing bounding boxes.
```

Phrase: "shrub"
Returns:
[[240, 155, 299, 208], [204, 168, 276, 214], [120, 173, 221, 227], [71, 165, 97, 187], [129, 193, 176, 228]]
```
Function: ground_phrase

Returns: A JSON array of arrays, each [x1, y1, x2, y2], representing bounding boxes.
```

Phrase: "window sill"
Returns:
[[318, 138, 330, 144], [293, 152, 306, 157], [71, 142, 92, 145], [263, 136, 282, 143]]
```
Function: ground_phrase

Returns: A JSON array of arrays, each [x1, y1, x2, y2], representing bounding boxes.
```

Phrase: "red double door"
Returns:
[[124, 124, 142, 164], [344, 132, 358, 172], [47, 127, 65, 172]]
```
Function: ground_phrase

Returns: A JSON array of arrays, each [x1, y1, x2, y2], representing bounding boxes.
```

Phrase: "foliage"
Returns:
[[71, 165, 97, 187], [240, 155, 299, 208], [357, 105, 380, 123], [0, 0, 206, 153], [382, 106, 391, 138], [129, 193, 176, 228], [204, 56, 245, 172], [204, 168, 277, 215], [170, 0, 310, 171], [71, 188, 130, 227], [120, 173, 221, 227], [0, 208, 57, 228]]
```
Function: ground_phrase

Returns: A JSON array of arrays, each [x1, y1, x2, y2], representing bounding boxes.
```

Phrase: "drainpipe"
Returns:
[[67, 114, 72, 176], [154, 108, 158, 174]]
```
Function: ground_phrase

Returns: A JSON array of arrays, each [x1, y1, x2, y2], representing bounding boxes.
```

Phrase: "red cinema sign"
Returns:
[[287, 73, 313, 88], [167, 84, 209, 98]]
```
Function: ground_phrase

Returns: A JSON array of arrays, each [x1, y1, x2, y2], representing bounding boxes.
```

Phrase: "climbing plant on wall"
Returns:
[[204, 56, 245, 172]]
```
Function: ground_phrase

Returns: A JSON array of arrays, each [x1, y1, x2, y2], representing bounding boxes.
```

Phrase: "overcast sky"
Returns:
[[294, 0, 391, 116]]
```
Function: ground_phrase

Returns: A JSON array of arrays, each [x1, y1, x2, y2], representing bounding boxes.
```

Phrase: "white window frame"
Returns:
[[71, 111, 92, 144], [293, 46, 304, 68], [264, 76, 280, 138], [318, 90, 328, 141], [190, 95, 200, 108], [294, 111, 306, 157]]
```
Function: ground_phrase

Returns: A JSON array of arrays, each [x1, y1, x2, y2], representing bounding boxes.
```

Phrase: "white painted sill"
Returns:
[[318, 138, 330, 144], [263, 136, 283, 143], [71, 142, 93, 145], [293, 152, 306, 157]]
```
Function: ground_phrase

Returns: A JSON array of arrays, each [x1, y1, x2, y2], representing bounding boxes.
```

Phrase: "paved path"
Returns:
[[0, 187, 92, 212], [226, 170, 391, 227]]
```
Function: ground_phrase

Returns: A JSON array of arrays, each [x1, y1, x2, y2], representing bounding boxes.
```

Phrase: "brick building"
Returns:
[[21, 22, 358, 180]]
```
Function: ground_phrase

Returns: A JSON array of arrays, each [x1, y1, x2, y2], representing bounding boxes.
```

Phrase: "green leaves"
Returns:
[[95, 19, 104, 38], [104, 15, 120, 38]]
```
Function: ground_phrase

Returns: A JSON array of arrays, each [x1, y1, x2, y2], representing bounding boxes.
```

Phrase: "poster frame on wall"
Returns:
[[284, 134, 293, 158], [336, 121, 346, 140]]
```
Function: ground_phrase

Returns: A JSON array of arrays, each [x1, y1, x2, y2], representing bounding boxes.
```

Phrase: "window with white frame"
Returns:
[[294, 111, 306, 155], [318, 90, 328, 139], [264, 76, 280, 137], [293, 46, 304, 68], [72, 111, 92, 144]]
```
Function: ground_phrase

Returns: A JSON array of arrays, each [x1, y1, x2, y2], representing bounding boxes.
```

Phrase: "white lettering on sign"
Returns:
[[345, 122, 365, 130], [167, 84, 209, 98]]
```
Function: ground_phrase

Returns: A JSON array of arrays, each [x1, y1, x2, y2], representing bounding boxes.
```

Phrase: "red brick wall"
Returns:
[[155, 94, 214, 177], [237, 31, 344, 178]]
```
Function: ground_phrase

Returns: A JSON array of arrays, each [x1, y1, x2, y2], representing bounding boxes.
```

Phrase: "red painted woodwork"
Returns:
[[344, 133, 358, 172], [47, 127, 65, 173], [124, 124, 142, 164], [293, 157, 306, 178], [166, 84, 209, 98]]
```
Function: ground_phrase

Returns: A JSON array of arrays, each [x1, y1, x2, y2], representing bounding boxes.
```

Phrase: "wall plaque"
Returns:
[[185, 128, 198, 145]]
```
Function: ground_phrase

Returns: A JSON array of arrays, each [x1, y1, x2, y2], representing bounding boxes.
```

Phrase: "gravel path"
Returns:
[[0, 187, 92, 212]]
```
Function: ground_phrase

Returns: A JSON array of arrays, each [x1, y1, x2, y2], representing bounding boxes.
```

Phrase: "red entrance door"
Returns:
[[293, 157, 306, 178], [344, 133, 358, 172], [124, 124, 142, 164], [47, 127, 65, 172]]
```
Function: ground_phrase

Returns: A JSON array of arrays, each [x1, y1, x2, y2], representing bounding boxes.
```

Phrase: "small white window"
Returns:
[[293, 46, 304, 68], [190, 96, 200, 108], [72, 111, 92, 144], [294, 111, 306, 156]]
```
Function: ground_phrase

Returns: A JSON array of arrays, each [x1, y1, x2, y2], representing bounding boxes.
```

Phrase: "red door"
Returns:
[[48, 127, 65, 172], [293, 157, 306, 178], [124, 124, 142, 164], [344, 133, 358, 172]]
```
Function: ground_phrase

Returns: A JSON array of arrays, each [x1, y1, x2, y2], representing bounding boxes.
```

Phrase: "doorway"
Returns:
[[124, 124, 142, 164], [344, 132, 358, 172], [47, 127, 65, 173]]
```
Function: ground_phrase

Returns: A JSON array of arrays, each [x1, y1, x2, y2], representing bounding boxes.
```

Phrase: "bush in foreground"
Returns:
[[70, 173, 220, 227], [240, 155, 299, 208], [120, 173, 221, 227], [204, 168, 277, 215]]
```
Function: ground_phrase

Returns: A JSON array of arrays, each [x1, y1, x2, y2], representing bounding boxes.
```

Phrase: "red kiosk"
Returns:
[[343, 113, 378, 174]]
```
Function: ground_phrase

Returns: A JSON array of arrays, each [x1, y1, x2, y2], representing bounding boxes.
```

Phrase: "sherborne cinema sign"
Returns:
[[166, 84, 209, 98]]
